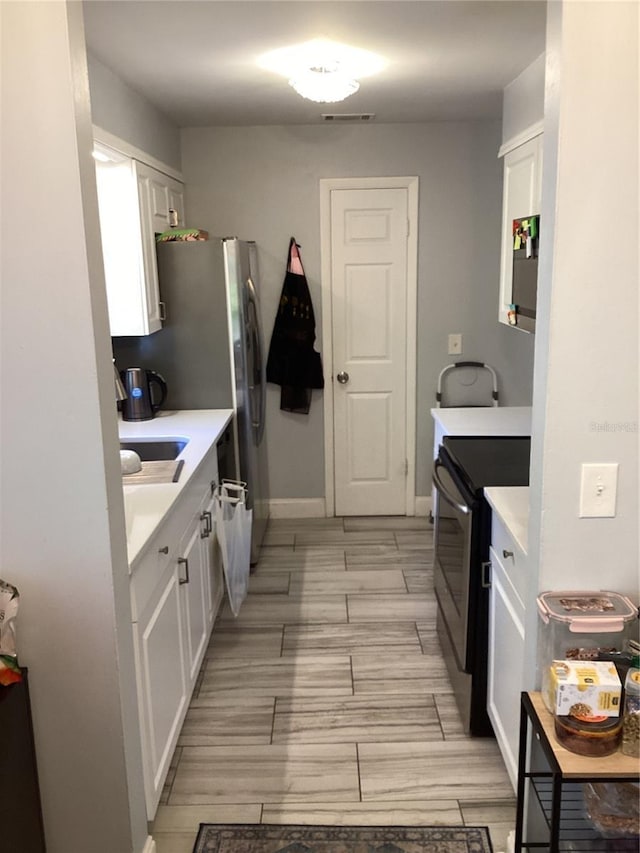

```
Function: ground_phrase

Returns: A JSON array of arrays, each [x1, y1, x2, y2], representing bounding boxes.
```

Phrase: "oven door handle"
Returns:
[[432, 460, 471, 515]]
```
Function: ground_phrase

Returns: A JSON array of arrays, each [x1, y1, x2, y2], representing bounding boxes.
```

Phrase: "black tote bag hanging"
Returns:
[[266, 237, 324, 414]]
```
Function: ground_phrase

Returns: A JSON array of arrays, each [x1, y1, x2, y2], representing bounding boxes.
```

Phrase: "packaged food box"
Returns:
[[549, 660, 622, 718], [537, 590, 638, 712]]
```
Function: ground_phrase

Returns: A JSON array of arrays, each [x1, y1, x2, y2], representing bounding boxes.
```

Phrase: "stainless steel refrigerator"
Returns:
[[113, 237, 269, 564]]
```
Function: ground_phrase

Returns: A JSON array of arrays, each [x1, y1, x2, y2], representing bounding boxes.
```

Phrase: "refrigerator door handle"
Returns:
[[246, 276, 266, 444]]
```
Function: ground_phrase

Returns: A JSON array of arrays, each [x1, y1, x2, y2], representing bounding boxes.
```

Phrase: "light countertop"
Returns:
[[431, 406, 532, 435], [119, 409, 233, 566], [484, 486, 530, 555]]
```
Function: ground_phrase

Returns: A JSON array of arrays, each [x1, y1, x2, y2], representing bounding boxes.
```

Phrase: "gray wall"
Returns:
[[527, 0, 638, 609], [502, 53, 546, 144], [181, 122, 535, 501], [87, 52, 182, 170], [2, 4, 147, 850]]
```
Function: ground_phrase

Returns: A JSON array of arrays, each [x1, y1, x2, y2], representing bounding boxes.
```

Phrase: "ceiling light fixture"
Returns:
[[289, 65, 359, 103], [259, 39, 384, 105]]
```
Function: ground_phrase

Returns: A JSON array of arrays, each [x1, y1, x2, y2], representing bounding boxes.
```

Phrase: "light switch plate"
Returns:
[[579, 463, 619, 517], [448, 333, 462, 355]]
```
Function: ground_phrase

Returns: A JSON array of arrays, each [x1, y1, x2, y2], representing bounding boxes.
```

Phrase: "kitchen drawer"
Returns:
[[488, 552, 526, 790], [491, 513, 527, 608], [130, 528, 177, 622], [490, 546, 525, 626], [129, 447, 218, 620]]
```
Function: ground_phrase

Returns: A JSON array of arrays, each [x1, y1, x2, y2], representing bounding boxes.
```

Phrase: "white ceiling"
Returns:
[[83, 1, 546, 127]]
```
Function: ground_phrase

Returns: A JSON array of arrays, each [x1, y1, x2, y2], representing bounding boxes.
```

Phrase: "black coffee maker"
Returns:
[[121, 368, 167, 421]]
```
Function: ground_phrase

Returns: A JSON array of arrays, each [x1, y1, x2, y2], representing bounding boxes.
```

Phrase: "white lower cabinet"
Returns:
[[130, 451, 224, 818], [487, 520, 527, 793], [178, 511, 209, 685], [133, 563, 188, 815], [200, 490, 225, 626], [210, 528, 225, 625]]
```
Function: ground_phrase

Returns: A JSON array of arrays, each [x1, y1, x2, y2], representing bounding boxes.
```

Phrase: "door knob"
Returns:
[[336, 371, 350, 384]]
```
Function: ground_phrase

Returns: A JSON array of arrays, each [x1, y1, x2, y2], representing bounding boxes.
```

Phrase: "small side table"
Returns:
[[515, 691, 639, 852]]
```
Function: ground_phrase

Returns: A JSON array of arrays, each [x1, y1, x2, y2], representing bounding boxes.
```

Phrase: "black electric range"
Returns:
[[432, 435, 531, 735], [443, 436, 531, 495]]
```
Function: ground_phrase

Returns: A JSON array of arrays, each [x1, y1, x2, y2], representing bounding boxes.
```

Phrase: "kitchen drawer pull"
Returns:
[[159, 301, 166, 321], [178, 557, 190, 585], [502, 549, 514, 559], [158, 545, 169, 555], [481, 561, 492, 588]]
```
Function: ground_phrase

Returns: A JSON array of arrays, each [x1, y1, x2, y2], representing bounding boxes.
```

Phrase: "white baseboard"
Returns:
[[141, 836, 156, 853], [268, 498, 327, 518], [414, 496, 432, 517], [268, 497, 432, 519]]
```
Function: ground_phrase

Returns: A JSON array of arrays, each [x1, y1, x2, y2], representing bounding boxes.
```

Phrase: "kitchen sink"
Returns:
[[119, 439, 188, 461]]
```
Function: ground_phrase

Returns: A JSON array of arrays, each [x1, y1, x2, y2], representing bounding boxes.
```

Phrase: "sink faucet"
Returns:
[[114, 359, 127, 402]]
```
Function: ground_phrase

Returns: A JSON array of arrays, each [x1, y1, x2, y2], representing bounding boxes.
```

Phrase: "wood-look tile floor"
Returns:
[[151, 516, 515, 853]]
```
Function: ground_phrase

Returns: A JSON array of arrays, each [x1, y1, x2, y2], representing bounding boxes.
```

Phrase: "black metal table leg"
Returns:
[[549, 771, 562, 853], [514, 693, 529, 852]]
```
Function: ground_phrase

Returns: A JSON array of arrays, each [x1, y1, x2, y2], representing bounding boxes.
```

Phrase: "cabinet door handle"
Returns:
[[200, 511, 212, 538], [159, 301, 166, 321], [503, 549, 514, 559], [178, 557, 190, 584], [481, 561, 492, 588], [158, 545, 169, 555], [210, 479, 218, 497]]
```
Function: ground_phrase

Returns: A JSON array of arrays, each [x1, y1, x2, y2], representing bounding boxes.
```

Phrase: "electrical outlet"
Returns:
[[448, 333, 462, 355], [579, 463, 619, 517]]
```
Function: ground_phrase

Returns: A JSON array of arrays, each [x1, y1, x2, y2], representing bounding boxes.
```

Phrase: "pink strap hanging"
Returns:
[[288, 240, 305, 276]]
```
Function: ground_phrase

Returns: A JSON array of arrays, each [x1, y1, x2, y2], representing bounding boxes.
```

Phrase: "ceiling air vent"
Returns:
[[322, 113, 375, 122]]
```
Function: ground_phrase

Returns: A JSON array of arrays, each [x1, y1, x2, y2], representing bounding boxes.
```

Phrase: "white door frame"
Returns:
[[320, 176, 419, 518]]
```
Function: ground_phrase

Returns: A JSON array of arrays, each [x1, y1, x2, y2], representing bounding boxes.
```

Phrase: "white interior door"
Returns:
[[330, 187, 410, 516]]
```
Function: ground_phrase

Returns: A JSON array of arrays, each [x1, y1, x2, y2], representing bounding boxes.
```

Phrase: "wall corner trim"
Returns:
[[92, 125, 183, 182], [498, 119, 545, 159]]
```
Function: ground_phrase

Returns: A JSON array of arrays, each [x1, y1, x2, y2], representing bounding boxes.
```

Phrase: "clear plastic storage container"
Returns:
[[622, 668, 640, 758], [537, 590, 638, 712], [554, 712, 622, 757]]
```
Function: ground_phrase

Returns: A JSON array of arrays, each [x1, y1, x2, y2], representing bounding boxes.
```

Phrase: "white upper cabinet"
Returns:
[[133, 162, 164, 334], [168, 187, 185, 228], [94, 144, 185, 336], [498, 134, 543, 328], [137, 161, 185, 234]]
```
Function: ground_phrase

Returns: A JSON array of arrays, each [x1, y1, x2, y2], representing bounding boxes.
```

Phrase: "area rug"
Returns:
[[192, 823, 493, 853]]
